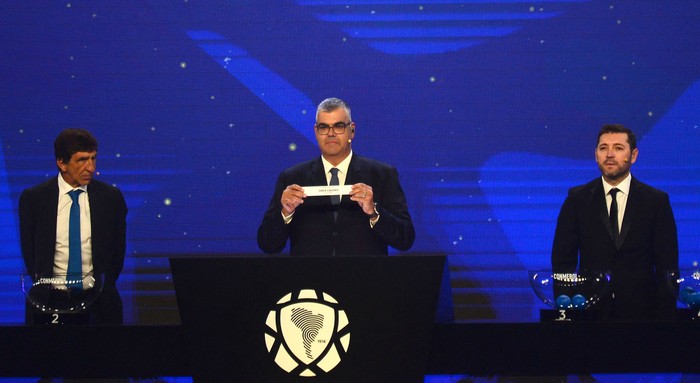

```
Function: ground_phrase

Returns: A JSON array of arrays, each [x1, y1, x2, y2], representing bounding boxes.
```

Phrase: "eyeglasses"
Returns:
[[315, 121, 352, 135]]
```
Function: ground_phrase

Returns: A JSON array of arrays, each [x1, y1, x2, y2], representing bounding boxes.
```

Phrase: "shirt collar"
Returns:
[[321, 151, 353, 176], [602, 173, 632, 196], [57, 173, 88, 195]]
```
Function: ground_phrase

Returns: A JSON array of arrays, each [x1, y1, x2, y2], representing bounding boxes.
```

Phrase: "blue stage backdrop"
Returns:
[[1, 0, 699, 324]]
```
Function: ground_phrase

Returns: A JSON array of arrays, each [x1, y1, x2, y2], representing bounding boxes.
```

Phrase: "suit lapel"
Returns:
[[591, 179, 616, 245], [346, 155, 364, 185], [48, 181, 60, 238], [618, 178, 640, 249], [43, 181, 61, 273], [32, 179, 61, 275], [87, 181, 98, 230], [87, 182, 101, 273], [308, 158, 327, 186]]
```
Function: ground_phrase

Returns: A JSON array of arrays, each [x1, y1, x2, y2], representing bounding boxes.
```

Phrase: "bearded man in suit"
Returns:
[[552, 124, 678, 321]]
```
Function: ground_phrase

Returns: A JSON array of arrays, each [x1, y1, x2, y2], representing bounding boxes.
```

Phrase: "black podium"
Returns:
[[170, 255, 453, 383]]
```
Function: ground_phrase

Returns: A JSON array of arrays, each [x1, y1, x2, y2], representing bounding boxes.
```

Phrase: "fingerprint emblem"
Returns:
[[265, 289, 350, 377], [290, 307, 325, 359]]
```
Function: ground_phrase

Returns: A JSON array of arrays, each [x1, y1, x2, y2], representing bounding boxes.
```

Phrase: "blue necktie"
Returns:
[[67, 189, 84, 287], [330, 168, 340, 221]]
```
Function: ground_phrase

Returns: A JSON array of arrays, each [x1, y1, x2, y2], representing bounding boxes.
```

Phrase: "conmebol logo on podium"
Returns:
[[265, 289, 351, 377], [170, 256, 451, 382]]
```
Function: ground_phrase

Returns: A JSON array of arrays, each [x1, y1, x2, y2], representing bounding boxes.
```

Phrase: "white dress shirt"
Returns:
[[602, 173, 632, 234], [321, 151, 353, 187]]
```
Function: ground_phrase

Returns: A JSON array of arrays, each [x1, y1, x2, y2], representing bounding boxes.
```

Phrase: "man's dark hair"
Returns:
[[597, 124, 637, 150], [54, 128, 98, 164]]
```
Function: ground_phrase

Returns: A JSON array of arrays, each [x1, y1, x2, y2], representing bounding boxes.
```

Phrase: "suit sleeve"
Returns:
[[111, 187, 128, 285], [551, 190, 580, 274], [652, 192, 679, 319], [257, 172, 290, 254], [371, 167, 415, 251], [18, 189, 37, 275]]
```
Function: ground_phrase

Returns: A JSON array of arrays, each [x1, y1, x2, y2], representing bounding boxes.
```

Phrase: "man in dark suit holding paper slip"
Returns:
[[257, 98, 415, 256]]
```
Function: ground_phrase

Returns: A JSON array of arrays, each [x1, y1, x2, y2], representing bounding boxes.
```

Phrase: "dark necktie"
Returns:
[[68, 189, 84, 287], [330, 168, 340, 221], [609, 188, 620, 243]]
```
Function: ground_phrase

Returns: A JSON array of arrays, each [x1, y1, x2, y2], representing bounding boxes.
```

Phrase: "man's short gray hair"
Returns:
[[316, 97, 352, 122]]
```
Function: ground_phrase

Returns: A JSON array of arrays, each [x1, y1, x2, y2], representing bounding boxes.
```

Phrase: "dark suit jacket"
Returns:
[[19, 177, 128, 323], [257, 155, 415, 256], [551, 177, 678, 321]]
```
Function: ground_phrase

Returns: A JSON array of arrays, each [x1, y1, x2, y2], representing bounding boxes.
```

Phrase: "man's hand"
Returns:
[[350, 183, 374, 215], [281, 184, 306, 216]]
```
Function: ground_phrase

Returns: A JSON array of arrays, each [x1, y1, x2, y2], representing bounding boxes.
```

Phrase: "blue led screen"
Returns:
[[1, 0, 699, 324]]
